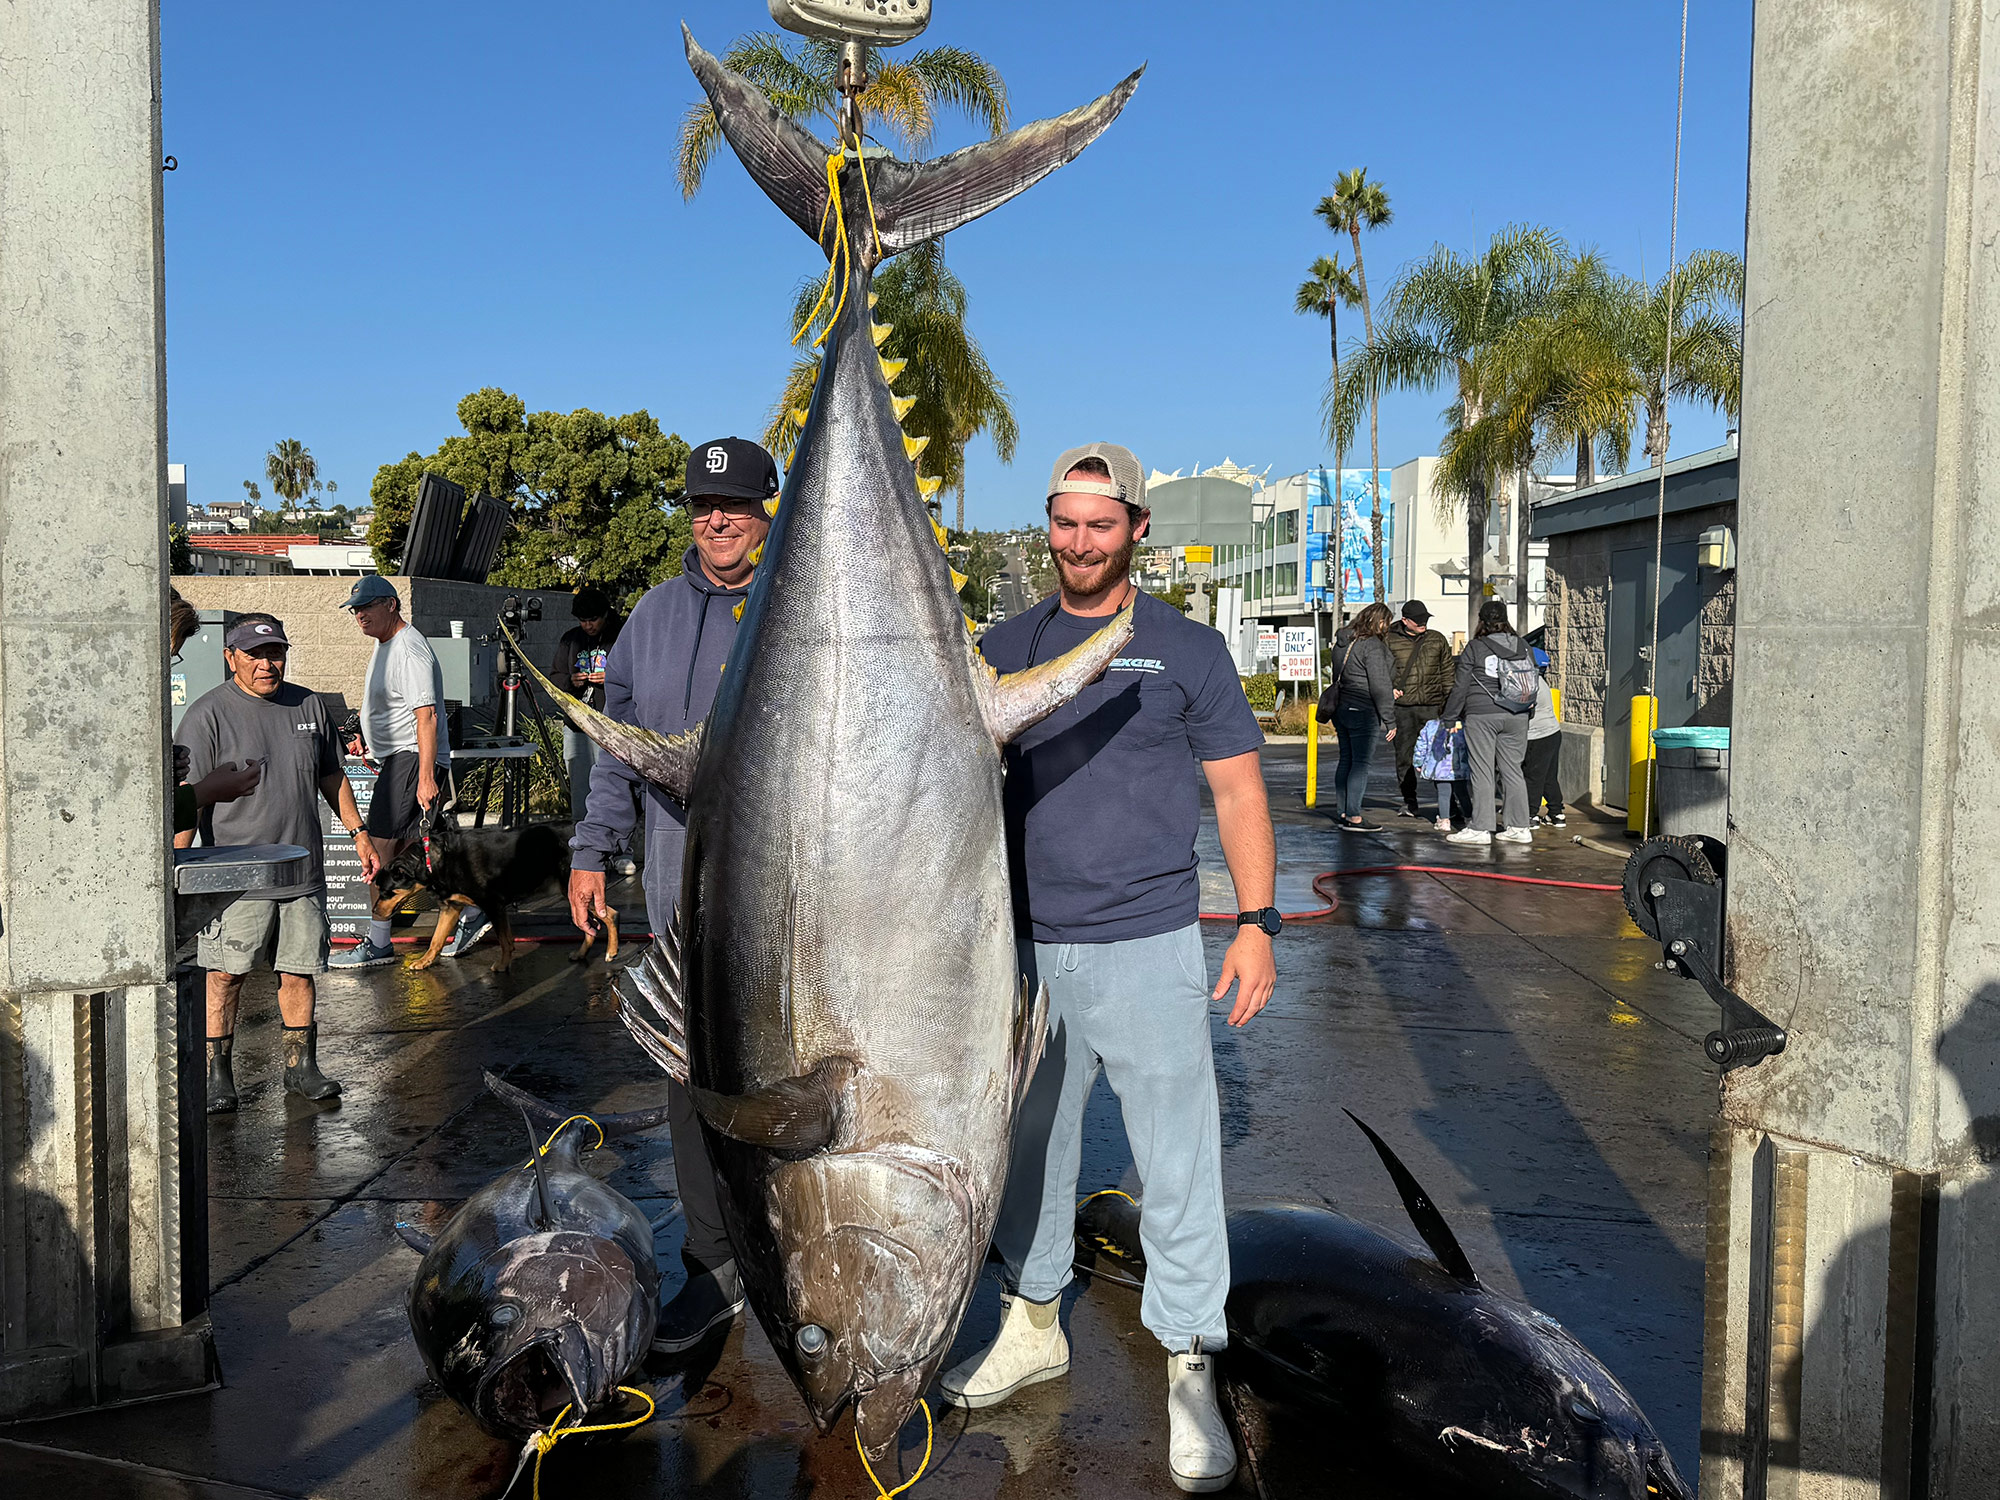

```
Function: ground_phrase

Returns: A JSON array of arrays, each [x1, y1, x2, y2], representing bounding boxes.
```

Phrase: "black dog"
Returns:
[[373, 819, 617, 973]]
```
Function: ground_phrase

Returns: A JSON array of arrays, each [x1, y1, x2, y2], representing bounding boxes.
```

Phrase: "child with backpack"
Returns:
[[1438, 601, 1538, 846]]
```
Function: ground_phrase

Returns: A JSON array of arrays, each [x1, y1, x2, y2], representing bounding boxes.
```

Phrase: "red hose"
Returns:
[[1198, 864, 1621, 923]]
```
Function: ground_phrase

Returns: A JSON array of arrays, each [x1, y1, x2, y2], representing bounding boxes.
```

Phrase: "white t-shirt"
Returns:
[[363, 624, 451, 762]]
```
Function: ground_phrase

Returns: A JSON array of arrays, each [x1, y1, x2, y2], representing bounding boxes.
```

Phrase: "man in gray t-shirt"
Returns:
[[174, 614, 379, 1114]]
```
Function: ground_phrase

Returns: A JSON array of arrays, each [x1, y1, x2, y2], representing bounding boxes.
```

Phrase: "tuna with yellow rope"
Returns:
[[399, 1074, 667, 1450], [536, 22, 1143, 1476]]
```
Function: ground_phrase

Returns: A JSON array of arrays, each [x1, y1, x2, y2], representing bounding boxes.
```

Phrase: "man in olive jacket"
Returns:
[[1383, 599, 1455, 818]]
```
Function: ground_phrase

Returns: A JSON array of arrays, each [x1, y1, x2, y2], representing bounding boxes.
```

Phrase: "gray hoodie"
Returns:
[[571, 546, 747, 892], [1441, 631, 1533, 719]]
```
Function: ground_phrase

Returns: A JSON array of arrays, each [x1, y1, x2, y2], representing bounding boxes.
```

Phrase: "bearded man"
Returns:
[[942, 443, 1279, 1494]]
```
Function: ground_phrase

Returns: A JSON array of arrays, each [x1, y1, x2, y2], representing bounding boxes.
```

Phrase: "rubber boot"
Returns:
[[938, 1294, 1068, 1409], [1167, 1337, 1238, 1493], [282, 1024, 342, 1102], [205, 1036, 239, 1115]]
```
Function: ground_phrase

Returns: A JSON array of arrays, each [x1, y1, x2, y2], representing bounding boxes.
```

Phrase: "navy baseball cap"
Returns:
[[340, 575, 399, 610], [687, 437, 780, 501], [225, 618, 290, 651]]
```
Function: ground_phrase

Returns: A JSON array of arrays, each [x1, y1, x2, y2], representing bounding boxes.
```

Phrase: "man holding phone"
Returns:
[[174, 614, 379, 1113]]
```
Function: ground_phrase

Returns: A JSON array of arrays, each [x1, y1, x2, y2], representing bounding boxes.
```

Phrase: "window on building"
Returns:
[[1276, 562, 1298, 596], [1276, 511, 1298, 546]]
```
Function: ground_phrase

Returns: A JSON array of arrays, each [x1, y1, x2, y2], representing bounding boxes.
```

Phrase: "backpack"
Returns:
[[1489, 646, 1539, 713]]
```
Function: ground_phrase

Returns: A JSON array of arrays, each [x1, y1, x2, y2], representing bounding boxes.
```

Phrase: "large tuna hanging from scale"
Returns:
[[525, 26, 1143, 1463]]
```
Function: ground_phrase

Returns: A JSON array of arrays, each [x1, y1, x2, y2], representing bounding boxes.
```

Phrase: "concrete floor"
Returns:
[[0, 745, 1720, 1497]]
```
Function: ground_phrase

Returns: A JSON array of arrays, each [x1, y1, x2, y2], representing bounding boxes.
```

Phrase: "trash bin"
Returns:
[[1651, 726, 1730, 844]]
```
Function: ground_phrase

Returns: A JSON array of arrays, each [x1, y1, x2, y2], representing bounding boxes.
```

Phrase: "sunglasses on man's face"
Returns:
[[688, 499, 765, 521]]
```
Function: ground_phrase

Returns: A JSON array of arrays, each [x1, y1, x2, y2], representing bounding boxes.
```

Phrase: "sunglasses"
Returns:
[[688, 499, 766, 521]]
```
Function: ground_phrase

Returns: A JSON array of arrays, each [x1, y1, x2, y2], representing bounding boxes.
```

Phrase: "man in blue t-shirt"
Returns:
[[942, 443, 1278, 1494]]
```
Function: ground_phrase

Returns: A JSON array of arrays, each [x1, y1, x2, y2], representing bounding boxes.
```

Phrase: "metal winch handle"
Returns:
[[1666, 936, 1788, 1071]]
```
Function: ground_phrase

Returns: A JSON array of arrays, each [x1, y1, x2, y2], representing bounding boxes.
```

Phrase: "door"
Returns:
[[1605, 543, 1700, 808]]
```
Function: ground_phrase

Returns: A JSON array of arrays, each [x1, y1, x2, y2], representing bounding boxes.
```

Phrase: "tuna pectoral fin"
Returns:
[[868, 68, 1146, 252], [1344, 1110, 1481, 1288], [499, 624, 701, 800], [970, 601, 1135, 744], [1009, 977, 1051, 1110], [689, 1057, 854, 1161], [393, 1222, 434, 1256]]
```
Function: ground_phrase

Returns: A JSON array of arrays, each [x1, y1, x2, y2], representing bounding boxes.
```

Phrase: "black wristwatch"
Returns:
[[1237, 907, 1283, 937]]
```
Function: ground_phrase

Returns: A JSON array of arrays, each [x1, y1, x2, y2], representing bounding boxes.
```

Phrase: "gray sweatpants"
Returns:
[[993, 923, 1229, 1353], [1464, 712, 1531, 832]]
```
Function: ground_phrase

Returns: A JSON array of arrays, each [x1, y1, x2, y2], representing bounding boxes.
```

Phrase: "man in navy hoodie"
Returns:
[[568, 435, 778, 1352]]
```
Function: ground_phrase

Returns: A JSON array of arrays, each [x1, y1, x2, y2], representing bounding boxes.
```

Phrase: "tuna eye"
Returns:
[[1567, 1396, 1601, 1423], [491, 1305, 520, 1327], [795, 1323, 828, 1357]]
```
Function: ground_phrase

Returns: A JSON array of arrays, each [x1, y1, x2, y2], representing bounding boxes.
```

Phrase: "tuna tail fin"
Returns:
[[866, 67, 1145, 252], [685, 24, 1142, 256], [483, 1070, 675, 1139], [1344, 1111, 1481, 1288], [969, 600, 1135, 744], [500, 624, 701, 800]]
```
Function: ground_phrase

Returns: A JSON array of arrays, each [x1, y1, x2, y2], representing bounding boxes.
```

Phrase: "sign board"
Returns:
[[1183, 545, 1213, 564], [1256, 629, 1279, 665], [323, 756, 379, 941], [1278, 626, 1317, 682]]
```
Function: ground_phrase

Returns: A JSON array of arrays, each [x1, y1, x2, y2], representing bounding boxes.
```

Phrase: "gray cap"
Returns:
[[224, 617, 290, 651], [340, 575, 399, 610], [1047, 442, 1146, 510]]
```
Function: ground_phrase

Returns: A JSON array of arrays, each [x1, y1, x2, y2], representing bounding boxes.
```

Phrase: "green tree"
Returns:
[[264, 439, 320, 509], [1317, 168, 1393, 602], [368, 388, 692, 606], [948, 529, 1008, 618], [766, 241, 1017, 530], [1335, 225, 1566, 631], [681, 30, 1016, 532], [168, 524, 192, 575], [1295, 253, 1362, 609]]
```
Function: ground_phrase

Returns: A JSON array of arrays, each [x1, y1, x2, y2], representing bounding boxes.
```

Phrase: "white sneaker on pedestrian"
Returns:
[[937, 1294, 1068, 1410], [1167, 1339, 1238, 1493], [1434, 817, 1453, 834], [1497, 826, 1535, 844], [1445, 827, 1492, 846]]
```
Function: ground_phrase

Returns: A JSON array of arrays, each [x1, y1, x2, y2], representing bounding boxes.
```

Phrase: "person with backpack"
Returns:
[[1439, 601, 1538, 846], [1314, 602, 1398, 831]]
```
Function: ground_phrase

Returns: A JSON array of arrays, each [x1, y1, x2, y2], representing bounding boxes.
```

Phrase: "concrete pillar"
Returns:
[[0, 0, 213, 1417], [1703, 2, 1999, 1495]]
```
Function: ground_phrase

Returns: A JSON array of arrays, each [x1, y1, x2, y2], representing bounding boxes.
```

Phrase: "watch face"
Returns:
[[1259, 908, 1283, 935]]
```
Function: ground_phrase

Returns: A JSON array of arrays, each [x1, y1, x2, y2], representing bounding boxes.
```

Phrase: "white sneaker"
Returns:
[[1167, 1340, 1237, 1493], [938, 1295, 1068, 1410], [1496, 826, 1534, 844], [1434, 817, 1453, 834], [1445, 827, 1492, 846]]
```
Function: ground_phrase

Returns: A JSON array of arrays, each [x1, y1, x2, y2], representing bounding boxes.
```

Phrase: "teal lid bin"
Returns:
[[1653, 726, 1731, 750]]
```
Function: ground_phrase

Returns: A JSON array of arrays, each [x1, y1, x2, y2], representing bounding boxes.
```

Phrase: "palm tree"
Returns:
[[264, 439, 318, 510], [1295, 254, 1362, 608], [1334, 225, 1567, 632], [1317, 169, 1393, 601], [677, 34, 1007, 197], [765, 240, 1017, 536], [1617, 250, 1744, 468], [681, 31, 1013, 531]]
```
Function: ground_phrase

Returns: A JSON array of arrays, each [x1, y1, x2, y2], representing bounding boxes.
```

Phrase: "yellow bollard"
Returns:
[[1304, 708, 1320, 812], [1550, 686, 1563, 720], [1626, 695, 1658, 836]]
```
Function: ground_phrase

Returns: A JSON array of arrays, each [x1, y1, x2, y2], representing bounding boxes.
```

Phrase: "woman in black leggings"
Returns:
[[1315, 602, 1398, 831]]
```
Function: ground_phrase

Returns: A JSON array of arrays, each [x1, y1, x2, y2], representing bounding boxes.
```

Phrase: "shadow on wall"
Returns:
[[0, 1030, 89, 1407], [1777, 982, 2000, 1492]]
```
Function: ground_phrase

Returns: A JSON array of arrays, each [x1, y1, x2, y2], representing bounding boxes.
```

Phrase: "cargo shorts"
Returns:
[[197, 894, 330, 977]]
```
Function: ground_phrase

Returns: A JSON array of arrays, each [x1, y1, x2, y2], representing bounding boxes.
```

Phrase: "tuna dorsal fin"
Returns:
[[483, 1070, 676, 1138], [684, 24, 1142, 259], [502, 624, 702, 799], [688, 1056, 854, 1161], [867, 68, 1146, 252], [969, 599, 1135, 744], [1344, 1110, 1481, 1288], [520, 1107, 556, 1231]]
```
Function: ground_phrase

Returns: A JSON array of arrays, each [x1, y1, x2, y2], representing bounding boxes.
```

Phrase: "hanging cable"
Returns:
[[1643, 0, 1692, 835]]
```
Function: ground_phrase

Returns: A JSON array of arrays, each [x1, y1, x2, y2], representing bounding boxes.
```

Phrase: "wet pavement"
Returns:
[[1, 745, 1718, 1498]]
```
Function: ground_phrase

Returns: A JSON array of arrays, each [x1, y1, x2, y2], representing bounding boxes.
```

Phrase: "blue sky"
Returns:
[[161, 0, 1754, 531]]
